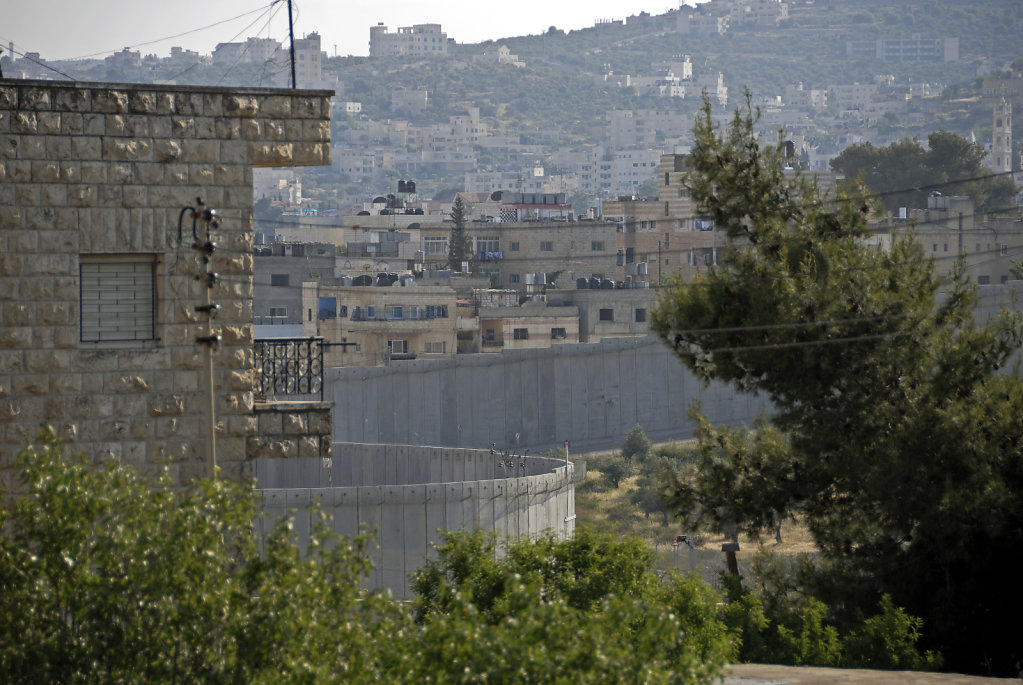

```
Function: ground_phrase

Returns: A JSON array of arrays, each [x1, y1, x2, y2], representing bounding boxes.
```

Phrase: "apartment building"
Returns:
[[255, 242, 340, 329], [303, 282, 457, 366], [904, 195, 1023, 285], [369, 23, 449, 57], [479, 303, 580, 352], [601, 154, 717, 284], [846, 35, 959, 63]]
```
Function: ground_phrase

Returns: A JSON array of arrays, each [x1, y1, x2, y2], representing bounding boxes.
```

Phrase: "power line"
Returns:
[[0, 44, 77, 80], [59, 4, 277, 61], [215, 2, 287, 86]]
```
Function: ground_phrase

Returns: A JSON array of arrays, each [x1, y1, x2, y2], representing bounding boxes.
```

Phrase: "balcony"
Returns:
[[254, 337, 324, 401]]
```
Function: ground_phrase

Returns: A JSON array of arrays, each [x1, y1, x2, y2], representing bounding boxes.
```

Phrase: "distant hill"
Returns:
[[325, 0, 1020, 142]]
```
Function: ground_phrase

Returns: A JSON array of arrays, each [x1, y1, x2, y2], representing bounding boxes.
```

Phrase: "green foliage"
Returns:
[[720, 559, 939, 670], [621, 423, 653, 461], [1010, 259, 1023, 280], [0, 433, 400, 684], [829, 130, 1017, 214], [410, 527, 735, 683], [845, 595, 943, 671], [598, 452, 632, 489], [667, 412, 793, 541], [652, 96, 1023, 675], [446, 196, 474, 271], [628, 454, 679, 526]]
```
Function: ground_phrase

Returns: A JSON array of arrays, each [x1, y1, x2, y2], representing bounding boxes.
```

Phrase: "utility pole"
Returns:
[[657, 240, 662, 284], [287, 0, 297, 88]]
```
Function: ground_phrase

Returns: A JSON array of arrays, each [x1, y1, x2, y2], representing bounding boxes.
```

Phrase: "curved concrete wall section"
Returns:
[[254, 443, 575, 599], [327, 336, 772, 453]]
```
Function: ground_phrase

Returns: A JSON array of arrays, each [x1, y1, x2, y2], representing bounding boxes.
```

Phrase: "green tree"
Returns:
[[447, 195, 474, 272], [651, 96, 1023, 675], [621, 423, 653, 461], [598, 452, 632, 489], [830, 130, 1017, 214]]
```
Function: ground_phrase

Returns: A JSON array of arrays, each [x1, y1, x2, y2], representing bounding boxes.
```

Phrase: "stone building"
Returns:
[[0, 78, 332, 492]]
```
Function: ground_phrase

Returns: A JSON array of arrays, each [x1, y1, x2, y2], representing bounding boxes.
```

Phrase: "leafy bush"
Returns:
[[0, 434, 736, 684], [0, 432, 401, 683], [719, 554, 940, 671], [598, 452, 632, 489], [411, 527, 735, 683]]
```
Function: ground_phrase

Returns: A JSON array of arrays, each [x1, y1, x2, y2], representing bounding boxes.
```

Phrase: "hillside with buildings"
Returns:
[[4, 0, 1020, 206]]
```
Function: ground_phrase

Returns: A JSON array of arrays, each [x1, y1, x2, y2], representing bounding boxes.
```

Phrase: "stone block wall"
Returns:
[[0, 79, 331, 492], [249, 402, 332, 461]]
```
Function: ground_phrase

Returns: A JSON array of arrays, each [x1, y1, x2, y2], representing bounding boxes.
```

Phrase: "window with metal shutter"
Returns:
[[80, 257, 155, 343]]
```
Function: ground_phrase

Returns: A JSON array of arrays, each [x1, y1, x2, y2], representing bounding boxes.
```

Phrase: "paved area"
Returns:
[[721, 664, 1015, 684]]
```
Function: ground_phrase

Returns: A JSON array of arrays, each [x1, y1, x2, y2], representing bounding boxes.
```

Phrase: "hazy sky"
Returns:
[[3, 0, 701, 62]]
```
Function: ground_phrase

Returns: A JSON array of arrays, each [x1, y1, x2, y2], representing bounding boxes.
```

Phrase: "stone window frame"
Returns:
[[79, 254, 157, 346]]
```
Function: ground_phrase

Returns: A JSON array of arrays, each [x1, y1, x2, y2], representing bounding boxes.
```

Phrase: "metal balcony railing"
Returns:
[[254, 337, 324, 401]]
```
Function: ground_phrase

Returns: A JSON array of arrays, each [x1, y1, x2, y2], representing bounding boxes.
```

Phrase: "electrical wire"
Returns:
[[48, 4, 278, 61], [215, 3, 287, 86], [0, 44, 77, 80]]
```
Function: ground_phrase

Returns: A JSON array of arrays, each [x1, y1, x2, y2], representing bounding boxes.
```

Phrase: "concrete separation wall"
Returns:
[[254, 443, 575, 599], [327, 335, 771, 453]]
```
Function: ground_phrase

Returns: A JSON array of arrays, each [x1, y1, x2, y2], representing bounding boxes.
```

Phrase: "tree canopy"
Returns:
[[651, 97, 1023, 676], [829, 130, 1017, 214]]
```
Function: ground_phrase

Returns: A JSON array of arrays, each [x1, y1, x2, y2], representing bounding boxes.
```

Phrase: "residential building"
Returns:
[[212, 37, 281, 66], [548, 288, 658, 342], [0, 78, 333, 490], [303, 282, 457, 366], [602, 154, 716, 285], [369, 23, 450, 57], [678, 13, 728, 35], [846, 35, 959, 63], [903, 194, 1023, 285], [785, 83, 828, 112], [478, 45, 525, 68], [479, 303, 580, 352], [254, 242, 339, 328], [391, 88, 428, 115]]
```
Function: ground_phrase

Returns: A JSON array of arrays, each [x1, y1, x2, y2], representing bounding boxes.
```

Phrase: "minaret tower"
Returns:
[[991, 97, 1012, 173]]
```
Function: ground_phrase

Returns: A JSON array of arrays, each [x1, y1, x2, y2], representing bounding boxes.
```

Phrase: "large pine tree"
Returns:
[[652, 96, 1023, 675]]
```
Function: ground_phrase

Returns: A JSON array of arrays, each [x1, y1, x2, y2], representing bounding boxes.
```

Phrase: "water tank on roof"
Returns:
[[577, 278, 589, 289], [637, 262, 648, 275], [589, 277, 601, 289], [601, 279, 614, 290]]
